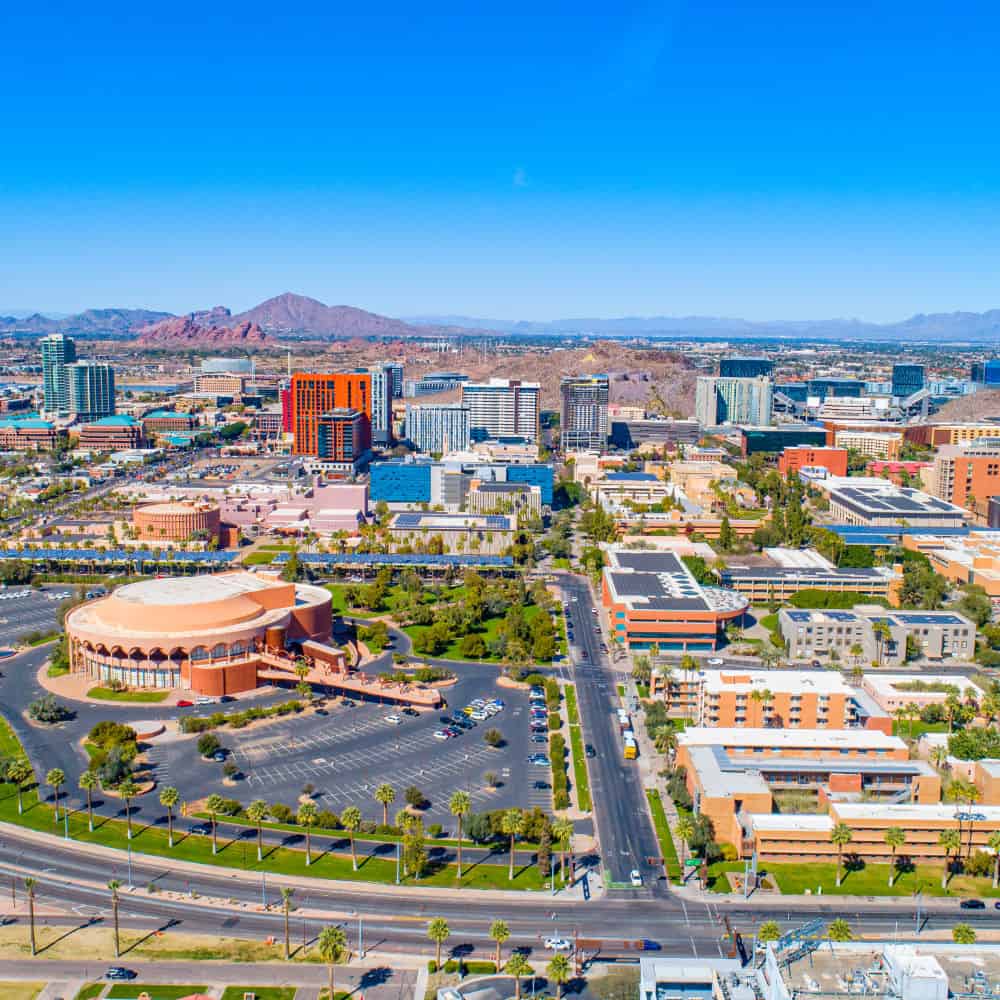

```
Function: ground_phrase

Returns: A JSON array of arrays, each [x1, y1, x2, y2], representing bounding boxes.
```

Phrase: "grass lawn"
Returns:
[[0, 717, 21, 759], [636, 683, 650, 699], [552, 558, 573, 571], [645, 789, 681, 882], [24, 633, 59, 647], [705, 861, 743, 893], [0, 984, 44, 1000], [764, 860, 1000, 897], [47, 663, 70, 678], [616, 684, 625, 698], [221, 989, 297, 1000], [73, 986, 104, 1000], [106, 988, 207, 1000], [568, 724, 592, 812], [326, 582, 466, 618], [243, 551, 276, 565], [565, 684, 579, 725], [403, 603, 552, 662], [86, 686, 169, 703], [892, 720, 949, 739]]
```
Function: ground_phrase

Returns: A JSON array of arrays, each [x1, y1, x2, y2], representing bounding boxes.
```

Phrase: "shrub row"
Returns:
[[180, 699, 304, 734], [427, 960, 497, 975], [550, 732, 569, 810]]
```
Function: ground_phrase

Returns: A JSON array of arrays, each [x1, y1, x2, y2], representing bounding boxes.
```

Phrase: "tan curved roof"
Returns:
[[136, 501, 219, 515]]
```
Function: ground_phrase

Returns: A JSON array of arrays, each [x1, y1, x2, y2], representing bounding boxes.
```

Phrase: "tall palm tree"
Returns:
[[953, 923, 977, 945], [24, 877, 37, 956], [945, 692, 962, 733], [449, 791, 471, 878], [159, 786, 179, 848], [45, 768, 65, 824], [8, 759, 32, 816], [427, 917, 450, 970], [871, 620, 891, 667], [79, 770, 98, 833], [552, 818, 573, 885], [884, 827, 905, 887], [247, 799, 269, 862], [939, 829, 961, 889], [119, 778, 139, 841], [827, 919, 853, 943], [317, 924, 348, 1000], [341, 806, 362, 871], [490, 919, 510, 968], [374, 783, 395, 827], [758, 920, 781, 944], [830, 822, 853, 887], [989, 831, 1000, 889], [505, 953, 531, 1000], [501, 808, 525, 882], [108, 879, 121, 957], [205, 792, 225, 855], [547, 953, 571, 1000], [298, 801, 318, 865], [280, 887, 295, 960], [676, 816, 694, 873]]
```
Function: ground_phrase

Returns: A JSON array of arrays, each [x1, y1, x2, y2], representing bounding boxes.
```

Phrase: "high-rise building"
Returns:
[[405, 403, 470, 454], [68, 361, 116, 421], [695, 376, 773, 427], [316, 409, 365, 465], [930, 441, 1000, 514], [368, 364, 396, 445], [40, 334, 77, 417], [719, 357, 774, 379], [384, 362, 404, 399], [560, 374, 609, 451], [971, 360, 1000, 386], [291, 372, 371, 456], [461, 378, 540, 442], [892, 364, 926, 398]]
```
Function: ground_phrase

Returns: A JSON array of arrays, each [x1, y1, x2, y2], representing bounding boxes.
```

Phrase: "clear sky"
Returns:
[[3, 1, 1000, 321]]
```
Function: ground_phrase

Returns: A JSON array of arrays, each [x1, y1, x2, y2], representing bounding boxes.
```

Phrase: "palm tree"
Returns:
[[830, 822, 853, 887], [108, 879, 121, 957], [505, 953, 532, 1000], [374, 783, 395, 827], [159, 786, 179, 847], [24, 877, 37, 956], [945, 692, 962, 733], [552, 818, 573, 885], [547, 953, 571, 1000], [8, 758, 32, 815], [989, 831, 1000, 888], [298, 801, 318, 865], [939, 829, 961, 889], [341, 806, 362, 871], [884, 827, 906, 887], [490, 919, 511, 968], [247, 799, 269, 862], [501, 808, 525, 881], [449, 791, 471, 878], [205, 792, 225, 855], [317, 924, 348, 1000], [827, 918, 853, 943], [119, 778, 139, 841], [953, 923, 977, 945], [427, 917, 450, 970], [79, 770, 98, 832], [931, 745, 949, 771], [280, 887, 295, 959], [872, 620, 891, 666], [676, 816, 695, 873], [45, 768, 65, 824], [758, 920, 781, 944]]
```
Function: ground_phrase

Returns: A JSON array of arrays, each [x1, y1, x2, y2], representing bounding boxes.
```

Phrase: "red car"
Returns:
[[176, 699, 194, 707]]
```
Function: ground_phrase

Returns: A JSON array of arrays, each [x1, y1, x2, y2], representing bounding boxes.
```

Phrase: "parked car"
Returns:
[[105, 968, 137, 981], [544, 937, 572, 951], [384, 714, 402, 725], [960, 899, 986, 909], [176, 699, 194, 707]]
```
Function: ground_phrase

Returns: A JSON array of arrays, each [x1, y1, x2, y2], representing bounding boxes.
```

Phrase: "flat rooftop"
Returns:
[[391, 512, 512, 530], [678, 726, 905, 751], [701, 667, 852, 696], [832, 802, 1000, 822], [114, 571, 279, 606]]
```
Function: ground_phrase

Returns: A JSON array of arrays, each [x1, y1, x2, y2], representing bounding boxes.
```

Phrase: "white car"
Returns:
[[544, 936, 572, 951], [433, 730, 450, 740], [470, 710, 489, 722], [707, 657, 724, 666], [630, 869, 643, 887], [384, 714, 402, 725]]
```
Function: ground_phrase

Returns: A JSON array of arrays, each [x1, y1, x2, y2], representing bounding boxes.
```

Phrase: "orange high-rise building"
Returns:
[[777, 445, 848, 477], [291, 372, 372, 456]]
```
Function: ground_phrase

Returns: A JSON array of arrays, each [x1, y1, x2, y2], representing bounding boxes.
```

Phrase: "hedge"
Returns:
[[427, 960, 497, 975], [550, 732, 569, 809], [180, 699, 304, 733]]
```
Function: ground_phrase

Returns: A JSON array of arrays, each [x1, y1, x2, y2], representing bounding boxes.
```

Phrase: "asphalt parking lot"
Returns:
[[0, 585, 63, 648], [151, 661, 545, 823]]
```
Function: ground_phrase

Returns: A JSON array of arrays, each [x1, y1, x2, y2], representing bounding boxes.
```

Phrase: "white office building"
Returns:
[[461, 378, 540, 442]]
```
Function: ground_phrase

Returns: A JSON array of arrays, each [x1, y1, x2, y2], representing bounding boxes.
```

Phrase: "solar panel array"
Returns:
[[0, 547, 237, 563], [273, 552, 513, 567]]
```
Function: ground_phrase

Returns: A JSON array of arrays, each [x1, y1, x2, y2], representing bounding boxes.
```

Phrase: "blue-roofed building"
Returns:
[[0, 416, 57, 450], [779, 605, 975, 666], [79, 413, 144, 449], [370, 459, 433, 505], [506, 463, 553, 506], [388, 511, 514, 554]]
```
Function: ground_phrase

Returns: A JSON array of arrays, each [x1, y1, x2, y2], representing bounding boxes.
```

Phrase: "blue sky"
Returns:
[[3, 1, 1000, 321]]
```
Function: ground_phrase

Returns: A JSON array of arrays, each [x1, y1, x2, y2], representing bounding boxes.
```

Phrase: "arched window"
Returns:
[[190, 646, 209, 661], [211, 643, 228, 659]]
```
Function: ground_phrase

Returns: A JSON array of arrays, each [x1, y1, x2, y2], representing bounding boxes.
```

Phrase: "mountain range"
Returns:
[[5, 292, 1000, 343]]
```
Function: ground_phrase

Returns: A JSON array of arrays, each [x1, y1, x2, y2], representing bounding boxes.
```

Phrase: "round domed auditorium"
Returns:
[[133, 500, 222, 543], [65, 571, 340, 695]]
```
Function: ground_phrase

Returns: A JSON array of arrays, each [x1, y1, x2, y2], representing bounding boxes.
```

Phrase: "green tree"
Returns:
[[758, 920, 781, 944], [547, 953, 572, 1000], [45, 768, 65, 824], [676, 816, 695, 871], [374, 783, 395, 827], [7, 759, 33, 816], [281, 887, 295, 959], [505, 953, 532, 1000], [553, 817, 574, 884], [989, 831, 1000, 888], [501, 808, 526, 881], [317, 924, 348, 1000], [24, 877, 37, 956], [119, 778, 139, 841], [79, 770, 98, 833], [427, 917, 450, 970], [341, 805, 363, 871], [159, 785, 179, 847], [884, 827, 906, 887], [953, 923, 977, 944], [298, 801, 318, 865], [718, 515, 735, 552], [939, 828, 961, 888], [205, 792, 226, 854], [830, 822, 853, 887], [108, 879, 121, 957], [247, 798, 269, 862], [827, 918, 853, 942], [449, 790, 471, 878], [490, 918, 511, 968]]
